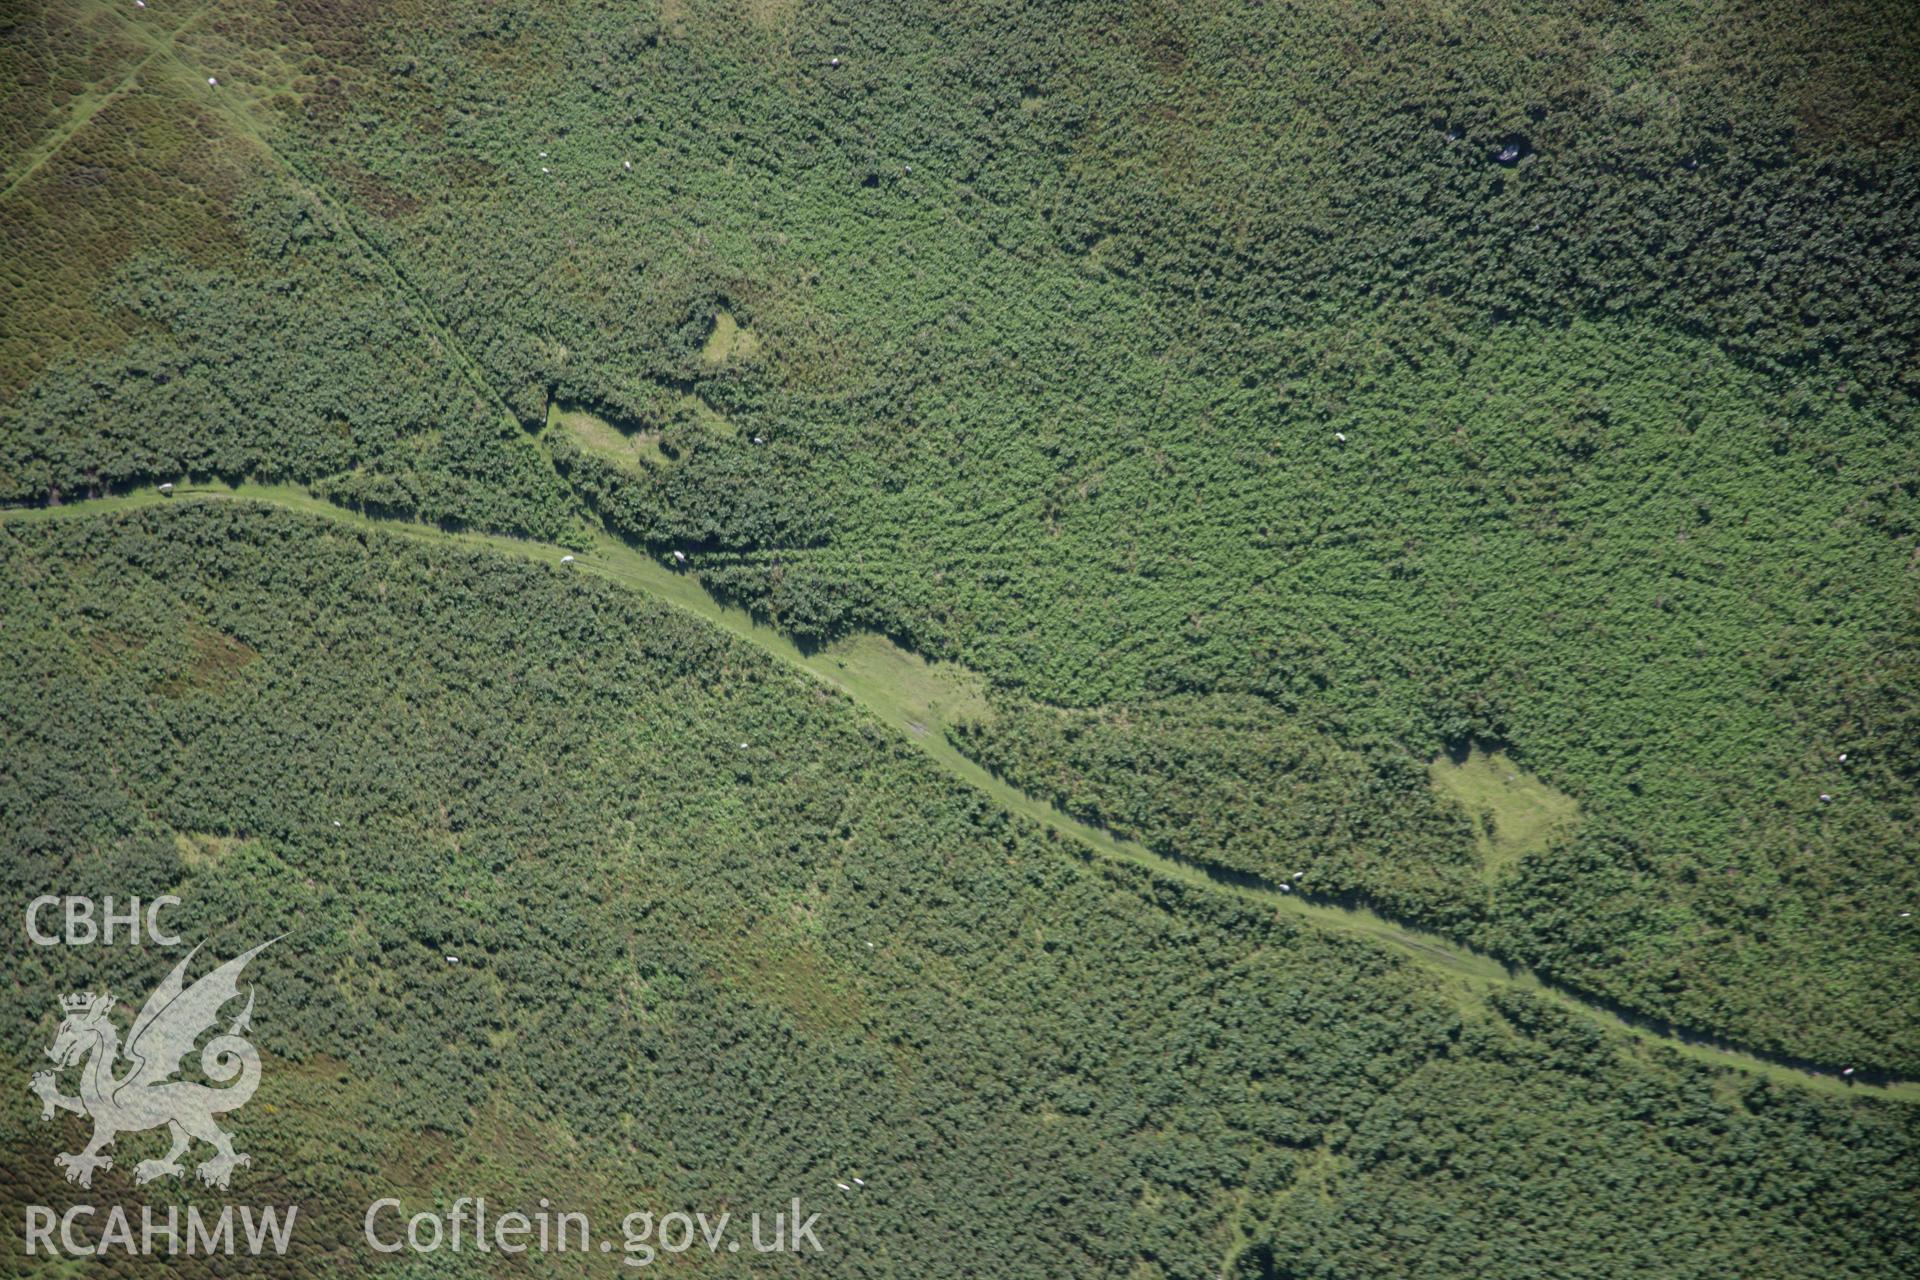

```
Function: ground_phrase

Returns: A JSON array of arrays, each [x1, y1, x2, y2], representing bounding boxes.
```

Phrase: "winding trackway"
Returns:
[[4, 482, 1913, 1104]]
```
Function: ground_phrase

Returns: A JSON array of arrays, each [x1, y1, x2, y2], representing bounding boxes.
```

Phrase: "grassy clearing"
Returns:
[[549, 401, 669, 472], [1430, 744, 1580, 884], [698, 308, 760, 366], [680, 390, 737, 437], [172, 831, 246, 869]]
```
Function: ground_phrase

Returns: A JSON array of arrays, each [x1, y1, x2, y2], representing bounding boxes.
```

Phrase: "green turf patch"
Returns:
[[1430, 744, 1580, 884], [698, 308, 760, 367], [550, 401, 670, 473]]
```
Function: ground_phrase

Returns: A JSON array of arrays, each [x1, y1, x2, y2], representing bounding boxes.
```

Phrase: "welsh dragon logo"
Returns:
[[30, 939, 276, 1190]]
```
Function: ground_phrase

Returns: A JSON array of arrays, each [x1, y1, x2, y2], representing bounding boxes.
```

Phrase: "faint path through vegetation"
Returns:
[[4, 482, 1914, 1105], [0, 0, 218, 205]]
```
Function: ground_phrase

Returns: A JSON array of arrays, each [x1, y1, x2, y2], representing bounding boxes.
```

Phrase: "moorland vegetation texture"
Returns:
[[2, 1, 1917, 1276]]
